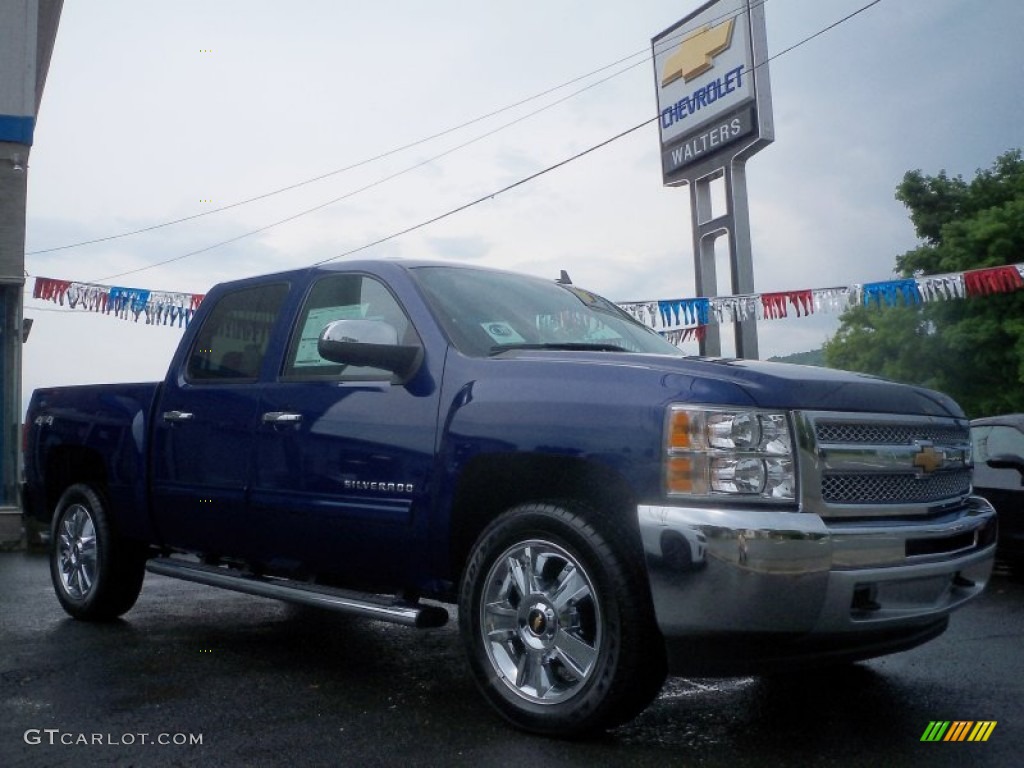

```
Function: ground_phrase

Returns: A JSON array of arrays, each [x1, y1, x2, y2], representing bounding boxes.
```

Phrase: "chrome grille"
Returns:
[[815, 423, 967, 445], [799, 412, 972, 517], [821, 472, 972, 505]]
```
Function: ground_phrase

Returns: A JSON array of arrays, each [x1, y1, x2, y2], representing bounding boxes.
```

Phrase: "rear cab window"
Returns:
[[186, 283, 290, 382]]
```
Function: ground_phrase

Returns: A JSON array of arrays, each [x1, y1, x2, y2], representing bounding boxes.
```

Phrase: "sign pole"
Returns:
[[652, 0, 773, 359], [725, 159, 757, 358], [689, 168, 722, 356]]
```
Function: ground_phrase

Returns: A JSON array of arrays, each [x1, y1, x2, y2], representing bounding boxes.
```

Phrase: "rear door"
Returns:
[[150, 282, 290, 558], [250, 271, 440, 584]]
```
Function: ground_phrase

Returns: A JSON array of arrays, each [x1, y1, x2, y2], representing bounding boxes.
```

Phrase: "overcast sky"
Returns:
[[20, 0, 1024, 411]]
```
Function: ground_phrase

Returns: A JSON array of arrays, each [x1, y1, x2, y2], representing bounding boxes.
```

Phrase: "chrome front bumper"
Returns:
[[637, 496, 996, 671]]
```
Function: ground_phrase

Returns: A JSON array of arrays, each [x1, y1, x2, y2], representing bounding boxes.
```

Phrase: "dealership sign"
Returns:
[[652, 0, 772, 183]]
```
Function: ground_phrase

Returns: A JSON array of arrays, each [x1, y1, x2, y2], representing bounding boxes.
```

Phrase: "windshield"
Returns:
[[411, 266, 684, 358]]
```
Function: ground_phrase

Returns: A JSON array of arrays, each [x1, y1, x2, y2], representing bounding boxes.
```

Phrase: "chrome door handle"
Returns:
[[162, 410, 195, 422], [262, 412, 303, 424]]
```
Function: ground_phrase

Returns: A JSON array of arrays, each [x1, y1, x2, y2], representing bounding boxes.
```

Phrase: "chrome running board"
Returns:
[[146, 557, 448, 629]]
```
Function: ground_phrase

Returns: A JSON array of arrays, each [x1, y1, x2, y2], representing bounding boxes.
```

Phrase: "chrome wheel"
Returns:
[[50, 484, 147, 620], [480, 538, 602, 705], [56, 503, 98, 600], [462, 504, 667, 735]]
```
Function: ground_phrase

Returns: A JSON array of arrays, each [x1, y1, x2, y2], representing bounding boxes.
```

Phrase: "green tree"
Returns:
[[824, 149, 1024, 417]]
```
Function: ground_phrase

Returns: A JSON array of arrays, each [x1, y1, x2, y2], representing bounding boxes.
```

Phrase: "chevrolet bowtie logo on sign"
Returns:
[[921, 721, 997, 742], [651, 0, 772, 181], [661, 18, 736, 87]]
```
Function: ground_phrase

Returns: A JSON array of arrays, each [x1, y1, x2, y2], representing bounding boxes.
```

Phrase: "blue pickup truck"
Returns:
[[23, 261, 997, 736]]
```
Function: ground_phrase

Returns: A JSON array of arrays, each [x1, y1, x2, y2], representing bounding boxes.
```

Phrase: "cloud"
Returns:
[[423, 235, 494, 263], [18, 0, 1024, 414]]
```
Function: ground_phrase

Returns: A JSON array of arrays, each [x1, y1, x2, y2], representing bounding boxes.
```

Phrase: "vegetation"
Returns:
[[824, 150, 1024, 417], [769, 349, 825, 367]]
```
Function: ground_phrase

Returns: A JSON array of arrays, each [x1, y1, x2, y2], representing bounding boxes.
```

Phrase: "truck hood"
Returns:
[[494, 350, 965, 418]]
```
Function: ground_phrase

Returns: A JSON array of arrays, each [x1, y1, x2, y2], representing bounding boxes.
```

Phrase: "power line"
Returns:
[[28, 57, 657, 258], [310, 0, 884, 266], [310, 118, 658, 266], [91, 3, 784, 282], [92, 57, 651, 283], [770, 0, 881, 60], [28, 1, 766, 259], [39, 0, 884, 286]]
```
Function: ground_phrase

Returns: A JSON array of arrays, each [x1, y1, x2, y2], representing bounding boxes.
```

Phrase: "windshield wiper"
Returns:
[[489, 342, 627, 356]]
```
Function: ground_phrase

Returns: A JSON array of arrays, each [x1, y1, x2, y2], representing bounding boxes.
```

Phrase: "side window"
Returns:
[[186, 283, 289, 382], [284, 274, 416, 380]]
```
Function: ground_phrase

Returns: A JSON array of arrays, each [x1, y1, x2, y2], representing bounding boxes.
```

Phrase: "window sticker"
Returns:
[[294, 304, 367, 367], [584, 325, 621, 341], [481, 321, 526, 345]]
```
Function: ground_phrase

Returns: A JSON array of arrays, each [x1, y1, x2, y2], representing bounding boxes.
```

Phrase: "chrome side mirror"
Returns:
[[317, 319, 422, 381]]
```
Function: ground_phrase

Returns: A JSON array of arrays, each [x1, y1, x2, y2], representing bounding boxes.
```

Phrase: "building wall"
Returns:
[[0, 0, 61, 544]]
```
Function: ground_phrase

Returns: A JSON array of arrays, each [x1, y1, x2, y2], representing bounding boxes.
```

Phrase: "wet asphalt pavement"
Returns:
[[1, 550, 1022, 768]]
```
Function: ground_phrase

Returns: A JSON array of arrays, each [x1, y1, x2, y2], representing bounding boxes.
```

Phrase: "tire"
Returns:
[[459, 502, 667, 737], [50, 484, 146, 621]]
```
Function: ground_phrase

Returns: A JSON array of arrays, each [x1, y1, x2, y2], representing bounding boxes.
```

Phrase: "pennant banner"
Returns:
[[862, 278, 921, 308], [618, 262, 1024, 338], [32, 277, 204, 327], [29, 261, 1024, 336], [963, 265, 1024, 296]]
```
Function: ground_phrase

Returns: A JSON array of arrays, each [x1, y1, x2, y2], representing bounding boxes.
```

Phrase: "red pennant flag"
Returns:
[[963, 266, 1024, 296]]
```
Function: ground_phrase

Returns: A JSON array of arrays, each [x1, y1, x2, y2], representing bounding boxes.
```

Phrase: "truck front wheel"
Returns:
[[459, 502, 666, 736], [50, 484, 146, 621]]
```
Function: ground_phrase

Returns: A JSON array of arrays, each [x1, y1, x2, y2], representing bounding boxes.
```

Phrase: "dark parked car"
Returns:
[[971, 415, 1024, 566]]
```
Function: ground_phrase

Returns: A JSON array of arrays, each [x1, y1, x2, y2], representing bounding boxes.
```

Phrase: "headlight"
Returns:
[[664, 405, 796, 501]]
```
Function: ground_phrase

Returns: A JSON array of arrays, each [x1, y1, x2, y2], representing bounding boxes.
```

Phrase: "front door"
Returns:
[[250, 272, 440, 585]]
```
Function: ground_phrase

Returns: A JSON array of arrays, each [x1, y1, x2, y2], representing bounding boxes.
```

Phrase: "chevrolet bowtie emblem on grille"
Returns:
[[913, 445, 946, 475], [661, 18, 736, 87]]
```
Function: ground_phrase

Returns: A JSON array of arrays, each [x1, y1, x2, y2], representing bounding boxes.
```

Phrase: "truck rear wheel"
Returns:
[[50, 484, 146, 621], [459, 502, 666, 736]]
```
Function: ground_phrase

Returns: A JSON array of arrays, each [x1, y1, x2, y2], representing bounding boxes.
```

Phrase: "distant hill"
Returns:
[[768, 349, 827, 367]]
